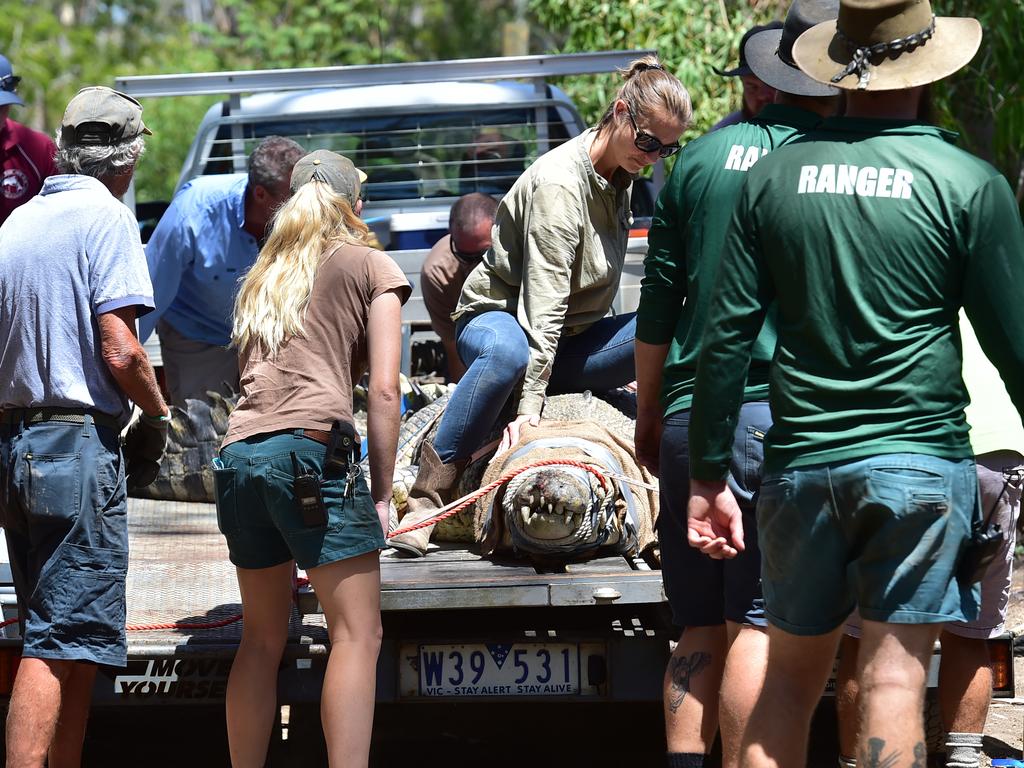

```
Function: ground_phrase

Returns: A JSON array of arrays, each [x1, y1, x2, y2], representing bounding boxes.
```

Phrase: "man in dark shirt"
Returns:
[[687, 2, 1024, 765], [636, 2, 838, 765]]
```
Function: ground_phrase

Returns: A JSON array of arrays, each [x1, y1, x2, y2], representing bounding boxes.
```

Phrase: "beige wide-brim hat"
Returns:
[[792, 0, 982, 91]]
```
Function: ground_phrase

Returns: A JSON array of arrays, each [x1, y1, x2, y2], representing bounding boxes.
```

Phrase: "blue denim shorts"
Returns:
[[0, 417, 128, 667], [757, 453, 980, 635], [216, 431, 384, 570], [657, 402, 771, 628]]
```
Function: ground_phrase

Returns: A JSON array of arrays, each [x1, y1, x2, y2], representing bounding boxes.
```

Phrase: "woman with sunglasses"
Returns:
[[389, 55, 691, 556]]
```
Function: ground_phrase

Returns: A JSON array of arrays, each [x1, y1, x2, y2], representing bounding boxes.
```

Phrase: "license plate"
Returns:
[[400, 642, 601, 698]]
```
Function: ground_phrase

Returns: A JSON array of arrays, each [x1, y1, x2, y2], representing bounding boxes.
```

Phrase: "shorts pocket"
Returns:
[[24, 453, 81, 525], [742, 426, 766, 496], [265, 466, 341, 534], [214, 466, 241, 535], [49, 543, 128, 640]]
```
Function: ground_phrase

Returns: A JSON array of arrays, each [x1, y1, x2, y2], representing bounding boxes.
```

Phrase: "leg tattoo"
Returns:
[[911, 741, 925, 768], [667, 651, 711, 714], [859, 737, 901, 768]]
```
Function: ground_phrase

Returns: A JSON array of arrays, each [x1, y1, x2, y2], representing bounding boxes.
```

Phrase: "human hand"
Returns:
[[687, 478, 745, 559], [634, 407, 663, 477], [496, 413, 541, 456], [123, 412, 170, 490], [375, 500, 392, 539]]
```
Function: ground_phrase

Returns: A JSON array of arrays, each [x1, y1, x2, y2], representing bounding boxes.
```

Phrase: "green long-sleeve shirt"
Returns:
[[638, 104, 822, 415], [689, 117, 1024, 479]]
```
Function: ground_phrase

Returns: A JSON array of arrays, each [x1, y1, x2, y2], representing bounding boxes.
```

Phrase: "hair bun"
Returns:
[[622, 55, 666, 80]]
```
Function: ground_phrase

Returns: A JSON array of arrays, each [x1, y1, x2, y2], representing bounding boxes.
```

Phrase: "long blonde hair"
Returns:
[[232, 180, 370, 355]]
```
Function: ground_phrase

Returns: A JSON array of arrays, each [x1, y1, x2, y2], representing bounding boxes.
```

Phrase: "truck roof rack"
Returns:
[[114, 50, 656, 98]]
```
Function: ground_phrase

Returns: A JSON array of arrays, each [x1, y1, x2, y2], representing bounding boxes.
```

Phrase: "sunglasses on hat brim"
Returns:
[[0, 74, 21, 93]]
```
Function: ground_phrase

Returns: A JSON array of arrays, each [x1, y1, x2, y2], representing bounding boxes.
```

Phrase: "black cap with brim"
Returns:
[[745, 28, 839, 97], [714, 21, 784, 77]]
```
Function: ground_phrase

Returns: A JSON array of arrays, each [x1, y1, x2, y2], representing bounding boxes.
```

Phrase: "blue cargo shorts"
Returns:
[[216, 431, 385, 571], [757, 453, 980, 636], [657, 401, 771, 628], [0, 415, 129, 667]]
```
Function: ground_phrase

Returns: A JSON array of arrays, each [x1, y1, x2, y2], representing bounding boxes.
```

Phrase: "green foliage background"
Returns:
[[2, 1, 1021, 207]]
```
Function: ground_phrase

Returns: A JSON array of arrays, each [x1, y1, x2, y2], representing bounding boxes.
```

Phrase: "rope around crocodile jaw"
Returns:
[[387, 457, 615, 538]]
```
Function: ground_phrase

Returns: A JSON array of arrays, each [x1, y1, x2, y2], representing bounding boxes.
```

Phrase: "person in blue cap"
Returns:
[[0, 53, 58, 226]]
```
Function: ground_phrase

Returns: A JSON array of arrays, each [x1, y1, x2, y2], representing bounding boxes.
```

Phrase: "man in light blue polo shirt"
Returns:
[[0, 85, 168, 767], [141, 136, 304, 405]]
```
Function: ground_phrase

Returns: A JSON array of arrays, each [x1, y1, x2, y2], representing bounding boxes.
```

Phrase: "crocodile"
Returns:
[[132, 376, 449, 504], [388, 390, 659, 561]]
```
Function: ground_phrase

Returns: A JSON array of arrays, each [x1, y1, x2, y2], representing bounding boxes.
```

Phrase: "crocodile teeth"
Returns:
[[520, 506, 532, 525]]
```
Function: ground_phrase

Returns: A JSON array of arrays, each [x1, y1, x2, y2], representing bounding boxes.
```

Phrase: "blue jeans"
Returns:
[[432, 310, 637, 462], [658, 402, 770, 627]]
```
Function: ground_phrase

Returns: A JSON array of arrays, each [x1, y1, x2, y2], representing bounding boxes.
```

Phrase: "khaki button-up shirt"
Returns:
[[454, 129, 633, 416]]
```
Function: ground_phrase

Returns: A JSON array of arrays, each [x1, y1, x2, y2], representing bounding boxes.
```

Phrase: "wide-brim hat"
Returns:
[[745, 0, 841, 97], [714, 21, 784, 77], [792, 0, 982, 91]]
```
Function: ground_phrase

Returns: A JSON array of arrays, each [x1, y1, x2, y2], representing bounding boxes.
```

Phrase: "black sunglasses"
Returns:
[[0, 74, 20, 93], [626, 104, 681, 159], [450, 235, 487, 264]]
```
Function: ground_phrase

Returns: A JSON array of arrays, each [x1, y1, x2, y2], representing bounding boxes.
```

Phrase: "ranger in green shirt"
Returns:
[[634, 3, 839, 766], [685, 2, 1024, 766]]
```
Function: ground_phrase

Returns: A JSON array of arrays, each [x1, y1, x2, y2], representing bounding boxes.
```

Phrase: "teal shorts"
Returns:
[[757, 453, 980, 635], [215, 431, 384, 570]]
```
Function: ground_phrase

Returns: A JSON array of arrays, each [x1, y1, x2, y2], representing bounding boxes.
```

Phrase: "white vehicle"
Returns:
[[123, 52, 658, 372]]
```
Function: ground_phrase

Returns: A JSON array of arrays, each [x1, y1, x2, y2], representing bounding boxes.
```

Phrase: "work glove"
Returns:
[[123, 412, 170, 490]]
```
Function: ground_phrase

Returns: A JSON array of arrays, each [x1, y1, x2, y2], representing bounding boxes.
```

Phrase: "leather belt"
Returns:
[[0, 407, 121, 431], [296, 428, 332, 447]]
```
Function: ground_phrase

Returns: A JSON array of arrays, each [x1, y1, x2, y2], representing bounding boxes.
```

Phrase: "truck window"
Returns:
[[199, 105, 573, 202]]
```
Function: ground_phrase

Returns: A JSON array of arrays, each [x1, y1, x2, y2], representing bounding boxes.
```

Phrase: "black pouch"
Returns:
[[324, 420, 359, 474], [291, 452, 328, 528], [957, 523, 1004, 584]]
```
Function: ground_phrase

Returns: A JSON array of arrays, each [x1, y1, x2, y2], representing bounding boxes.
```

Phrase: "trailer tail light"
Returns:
[[0, 647, 21, 696], [629, 228, 649, 239], [988, 636, 1015, 697]]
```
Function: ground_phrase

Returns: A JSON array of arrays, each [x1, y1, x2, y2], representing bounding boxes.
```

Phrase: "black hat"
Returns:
[[714, 21, 784, 77], [744, 0, 841, 97]]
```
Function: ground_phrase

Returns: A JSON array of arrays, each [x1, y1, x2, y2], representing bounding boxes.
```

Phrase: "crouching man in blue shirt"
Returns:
[[140, 135, 305, 405], [0, 86, 169, 767]]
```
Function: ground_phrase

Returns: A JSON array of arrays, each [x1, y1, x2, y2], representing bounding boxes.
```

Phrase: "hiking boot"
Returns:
[[388, 443, 462, 557]]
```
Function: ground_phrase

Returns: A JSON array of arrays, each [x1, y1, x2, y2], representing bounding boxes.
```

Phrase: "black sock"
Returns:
[[667, 754, 707, 768]]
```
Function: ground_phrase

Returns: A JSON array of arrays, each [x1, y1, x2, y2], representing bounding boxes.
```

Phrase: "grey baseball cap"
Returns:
[[60, 86, 152, 146], [289, 149, 367, 206]]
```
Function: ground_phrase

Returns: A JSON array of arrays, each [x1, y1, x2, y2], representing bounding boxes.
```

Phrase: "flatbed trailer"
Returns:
[[0, 498, 672, 707]]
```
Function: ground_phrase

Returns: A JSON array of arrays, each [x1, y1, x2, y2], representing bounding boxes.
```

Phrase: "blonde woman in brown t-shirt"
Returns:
[[215, 150, 409, 768]]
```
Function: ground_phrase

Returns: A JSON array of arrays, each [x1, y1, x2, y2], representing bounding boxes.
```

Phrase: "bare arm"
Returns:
[[98, 306, 168, 418], [634, 339, 670, 476], [366, 290, 404, 528]]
